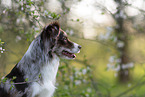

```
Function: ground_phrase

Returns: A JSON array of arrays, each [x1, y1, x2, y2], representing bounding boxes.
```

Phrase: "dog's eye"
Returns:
[[62, 37, 67, 43], [63, 37, 67, 41]]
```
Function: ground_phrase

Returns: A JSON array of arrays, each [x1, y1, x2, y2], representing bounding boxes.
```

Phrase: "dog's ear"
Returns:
[[41, 22, 60, 52], [42, 22, 60, 41]]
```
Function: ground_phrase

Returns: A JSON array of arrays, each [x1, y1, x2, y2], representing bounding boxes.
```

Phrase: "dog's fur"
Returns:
[[0, 22, 81, 97]]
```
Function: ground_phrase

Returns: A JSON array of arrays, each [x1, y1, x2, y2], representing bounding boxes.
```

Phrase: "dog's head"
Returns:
[[41, 22, 81, 59]]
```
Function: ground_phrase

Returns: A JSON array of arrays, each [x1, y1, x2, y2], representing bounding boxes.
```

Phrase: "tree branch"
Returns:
[[125, 2, 145, 13]]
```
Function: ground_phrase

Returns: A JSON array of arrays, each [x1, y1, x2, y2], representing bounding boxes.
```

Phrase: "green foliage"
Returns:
[[1, 0, 145, 97], [0, 39, 4, 45], [0, 39, 5, 55], [0, 0, 61, 42], [101, 12, 105, 15], [1, 77, 7, 83], [10, 84, 14, 90], [25, 78, 29, 82], [12, 76, 17, 80], [76, 19, 80, 22], [54, 58, 97, 97], [39, 74, 41, 79], [71, 18, 81, 22]]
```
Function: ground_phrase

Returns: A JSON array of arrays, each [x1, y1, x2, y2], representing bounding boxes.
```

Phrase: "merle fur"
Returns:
[[0, 22, 60, 97], [6, 64, 28, 92]]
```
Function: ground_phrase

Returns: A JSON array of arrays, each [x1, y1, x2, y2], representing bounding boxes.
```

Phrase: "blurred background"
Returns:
[[1, 0, 145, 96]]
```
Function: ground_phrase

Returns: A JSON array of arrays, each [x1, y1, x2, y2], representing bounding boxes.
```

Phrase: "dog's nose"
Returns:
[[78, 45, 82, 49]]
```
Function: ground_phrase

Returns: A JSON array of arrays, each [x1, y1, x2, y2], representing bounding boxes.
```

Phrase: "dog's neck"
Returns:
[[41, 55, 59, 83], [17, 36, 60, 83]]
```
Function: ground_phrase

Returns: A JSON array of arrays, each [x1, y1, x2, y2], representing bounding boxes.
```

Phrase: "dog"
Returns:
[[0, 22, 81, 97]]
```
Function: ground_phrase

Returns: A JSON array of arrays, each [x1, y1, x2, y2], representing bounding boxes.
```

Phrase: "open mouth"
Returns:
[[62, 50, 76, 59]]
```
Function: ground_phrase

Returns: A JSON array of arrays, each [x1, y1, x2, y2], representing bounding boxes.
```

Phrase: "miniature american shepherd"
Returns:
[[0, 22, 81, 97]]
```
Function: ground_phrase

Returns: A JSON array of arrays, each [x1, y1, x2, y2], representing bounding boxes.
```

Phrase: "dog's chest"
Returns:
[[31, 56, 60, 97], [41, 56, 60, 82]]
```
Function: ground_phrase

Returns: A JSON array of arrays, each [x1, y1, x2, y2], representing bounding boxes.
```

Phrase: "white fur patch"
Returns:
[[71, 42, 80, 53], [31, 55, 60, 97]]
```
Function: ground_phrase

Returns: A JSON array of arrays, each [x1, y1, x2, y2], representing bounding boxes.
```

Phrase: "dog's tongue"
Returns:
[[62, 51, 76, 58]]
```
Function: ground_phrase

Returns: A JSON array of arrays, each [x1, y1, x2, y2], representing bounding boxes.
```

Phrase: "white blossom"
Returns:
[[117, 41, 124, 48], [127, 62, 134, 68], [16, 19, 20, 24], [56, 83, 59, 86], [115, 10, 126, 19], [3, 10, 6, 14], [21, 7, 24, 11], [34, 27, 40, 31], [66, 29, 74, 35], [82, 69, 87, 75], [128, 83, 131, 87], [109, 56, 115, 63], [48, 15, 52, 18], [114, 73, 118, 77], [122, 62, 134, 69], [26, 5, 30, 8], [75, 69, 82, 76], [85, 94, 89, 97], [105, 31, 111, 39], [100, 32, 111, 40], [1, 51, 3, 53], [64, 85, 68, 89], [83, 79, 86, 83], [119, 10, 124, 17], [99, 27, 113, 40], [114, 65, 120, 71], [115, 14, 120, 19], [0, 47, 2, 50], [22, 18, 25, 22], [87, 88, 92, 93], [16, 36, 22, 41], [44, 10, 48, 14], [69, 76, 73, 81], [107, 64, 112, 69], [16, 36, 22, 42], [116, 58, 121, 63], [87, 67, 90, 70], [122, 64, 128, 69], [99, 34, 105, 40], [75, 80, 81, 85], [106, 27, 113, 33], [112, 36, 117, 42], [69, 30, 74, 35]]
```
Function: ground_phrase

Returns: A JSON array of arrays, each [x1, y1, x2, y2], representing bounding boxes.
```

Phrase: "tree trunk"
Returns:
[[114, 0, 130, 83]]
